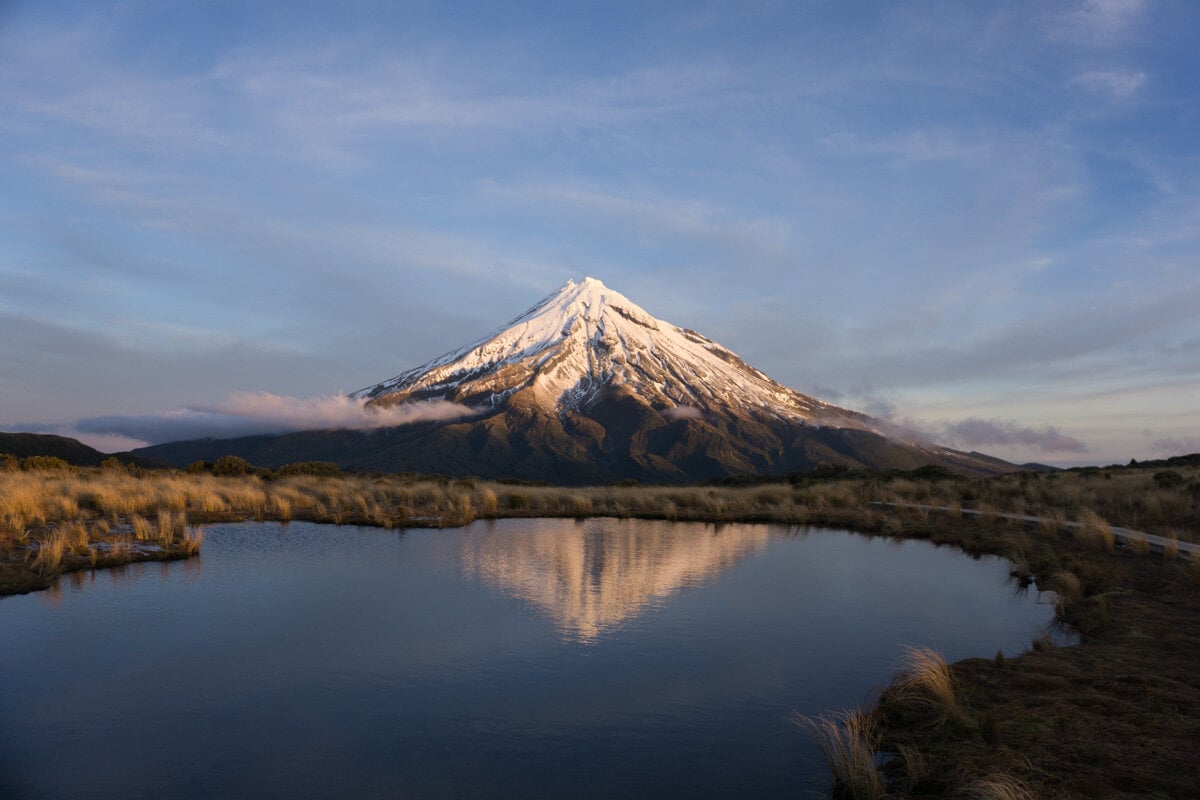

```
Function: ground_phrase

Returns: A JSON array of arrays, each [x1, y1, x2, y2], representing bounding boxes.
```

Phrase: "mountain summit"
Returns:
[[354, 276, 867, 429], [137, 278, 1014, 481]]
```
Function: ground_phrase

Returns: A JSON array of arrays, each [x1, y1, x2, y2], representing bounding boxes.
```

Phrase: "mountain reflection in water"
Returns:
[[457, 518, 772, 641]]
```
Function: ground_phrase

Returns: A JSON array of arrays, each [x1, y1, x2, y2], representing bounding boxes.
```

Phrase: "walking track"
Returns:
[[869, 501, 1200, 558]]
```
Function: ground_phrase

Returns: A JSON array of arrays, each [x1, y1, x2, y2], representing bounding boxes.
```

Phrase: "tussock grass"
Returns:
[[29, 529, 67, 578], [64, 522, 89, 553], [1037, 509, 1066, 536], [130, 515, 153, 541], [1125, 531, 1151, 556], [1077, 511, 1115, 551], [891, 646, 967, 725], [157, 509, 186, 543], [1163, 533, 1179, 560], [181, 526, 204, 556], [793, 709, 884, 800], [272, 494, 293, 521], [1050, 571, 1083, 615]]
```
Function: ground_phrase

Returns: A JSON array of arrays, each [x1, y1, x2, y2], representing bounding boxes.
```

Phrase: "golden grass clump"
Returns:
[[450, 493, 474, 525], [1077, 510, 1115, 551], [793, 709, 884, 800], [272, 495, 293, 522], [1125, 532, 1151, 556], [29, 529, 67, 578], [568, 494, 592, 515], [1163, 533, 1179, 560], [1050, 571, 1083, 614], [478, 487, 498, 514], [893, 645, 967, 725], [64, 522, 90, 553], [157, 509, 187, 543], [180, 526, 204, 556], [130, 515, 153, 541]]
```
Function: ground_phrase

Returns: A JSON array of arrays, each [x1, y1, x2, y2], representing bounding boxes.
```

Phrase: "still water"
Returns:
[[0, 519, 1056, 799]]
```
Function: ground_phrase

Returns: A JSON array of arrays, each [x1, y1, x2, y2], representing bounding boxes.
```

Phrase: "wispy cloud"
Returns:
[[821, 129, 986, 164], [486, 182, 794, 263], [660, 406, 703, 421], [888, 416, 1088, 454], [75, 392, 479, 445], [1073, 69, 1147, 99], [1062, 0, 1149, 44], [937, 418, 1088, 453], [1150, 436, 1200, 457]]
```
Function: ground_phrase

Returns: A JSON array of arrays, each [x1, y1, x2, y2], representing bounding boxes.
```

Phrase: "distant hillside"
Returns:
[[0, 432, 110, 465], [0, 432, 161, 468]]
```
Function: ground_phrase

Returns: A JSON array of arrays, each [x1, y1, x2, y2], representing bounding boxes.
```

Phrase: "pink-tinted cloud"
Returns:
[[1150, 437, 1200, 457], [661, 405, 703, 421], [75, 392, 479, 445]]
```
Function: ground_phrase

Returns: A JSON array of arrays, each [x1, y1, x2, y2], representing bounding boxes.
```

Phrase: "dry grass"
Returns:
[[1050, 571, 1083, 615], [1077, 510, 1115, 551], [793, 709, 884, 800], [1163, 533, 1180, 560], [1125, 531, 1151, 556], [180, 526, 204, 556], [29, 529, 67, 578], [891, 646, 967, 725], [130, 514, 153, 541], [952, 774, 1037, 800], [876, 465, 1200, 543]]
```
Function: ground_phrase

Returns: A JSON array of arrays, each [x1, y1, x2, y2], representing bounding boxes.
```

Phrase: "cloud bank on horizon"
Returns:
[[890, 417, 1089, 456], [1, 0, 1198, 465], [67, 393, 478, 448]]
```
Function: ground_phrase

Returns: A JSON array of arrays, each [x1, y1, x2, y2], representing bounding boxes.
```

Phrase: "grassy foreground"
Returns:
[[2, 458, 1198, 797]]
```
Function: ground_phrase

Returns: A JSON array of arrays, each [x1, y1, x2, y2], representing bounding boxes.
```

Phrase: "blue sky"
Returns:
[[2, 0, 1198, 465]]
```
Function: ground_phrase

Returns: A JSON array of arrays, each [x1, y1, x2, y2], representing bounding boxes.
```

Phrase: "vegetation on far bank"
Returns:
[[2, 452, 1199, 798]]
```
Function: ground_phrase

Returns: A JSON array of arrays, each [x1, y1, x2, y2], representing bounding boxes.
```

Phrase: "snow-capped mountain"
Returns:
[[353, 276, 870, 429], [136, 277, 1016, 482]]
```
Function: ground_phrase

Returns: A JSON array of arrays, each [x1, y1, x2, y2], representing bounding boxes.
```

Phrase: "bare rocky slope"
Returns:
[[135, 278, 1016, 482]]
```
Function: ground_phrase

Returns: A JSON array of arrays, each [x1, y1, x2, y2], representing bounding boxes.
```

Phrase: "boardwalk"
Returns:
[[869, 501, 1200, 558]]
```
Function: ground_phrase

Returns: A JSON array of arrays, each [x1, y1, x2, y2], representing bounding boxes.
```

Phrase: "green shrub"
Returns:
[[212, 455, 253, 477], [186, 460, 211, 474], [1153, 470, 1185, 489], [0, 453, 18, 472], [21, 455, 71, 471], [274, 461, 342, 478]]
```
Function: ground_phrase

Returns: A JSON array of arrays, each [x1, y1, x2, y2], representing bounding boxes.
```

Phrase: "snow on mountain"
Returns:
[[353, 276, 874, 432]]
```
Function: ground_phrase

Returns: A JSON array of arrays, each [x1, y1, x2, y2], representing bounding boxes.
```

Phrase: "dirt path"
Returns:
[[870, 501, 1200, 557]]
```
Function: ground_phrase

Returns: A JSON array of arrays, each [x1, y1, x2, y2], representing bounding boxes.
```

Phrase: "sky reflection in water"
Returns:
[[0, 519, 1056, 799]]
